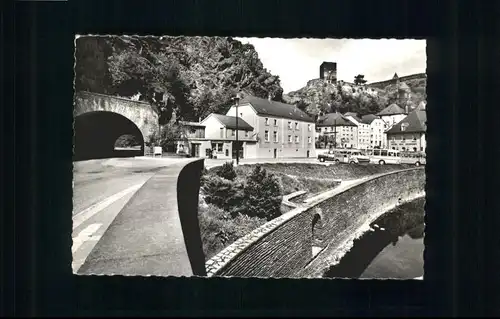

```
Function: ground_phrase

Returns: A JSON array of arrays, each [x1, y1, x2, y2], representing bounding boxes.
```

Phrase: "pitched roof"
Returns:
[[210, 113, 254, 131], [344, 112, 362, 123], [376, 103, 407, 116], [360, 114, 380, 124], [239, 94, 315, 123], [393, 73, 399, 79], [386, 109, 427, 134], [317, 112, 357, 127]]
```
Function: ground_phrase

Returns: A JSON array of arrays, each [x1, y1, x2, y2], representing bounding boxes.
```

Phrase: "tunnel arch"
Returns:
[[74, 111, 145, 161], [73, 91, 160, 161]]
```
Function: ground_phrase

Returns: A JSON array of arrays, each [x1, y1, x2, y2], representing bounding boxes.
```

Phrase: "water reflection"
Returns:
[[323, 198, 425, 279]]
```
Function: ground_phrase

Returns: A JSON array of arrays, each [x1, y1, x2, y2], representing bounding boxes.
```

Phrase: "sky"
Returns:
[[235, 38, 426, 94]]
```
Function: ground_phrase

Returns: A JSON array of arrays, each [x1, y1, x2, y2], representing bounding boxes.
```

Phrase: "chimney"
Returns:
[[405, 103, 409, 114], [198, 117, 201, 123]]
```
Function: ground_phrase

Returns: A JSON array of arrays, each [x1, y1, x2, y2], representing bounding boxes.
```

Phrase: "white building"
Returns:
[[225, 93, 316, 159], [344, 112, 371, 150], [316, 112, 358, 149], [360, 114, 388, 149], [376, 103, 408, 129]]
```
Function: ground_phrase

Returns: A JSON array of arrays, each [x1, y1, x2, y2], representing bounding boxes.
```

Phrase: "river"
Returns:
[[323, 197, 425, 279]]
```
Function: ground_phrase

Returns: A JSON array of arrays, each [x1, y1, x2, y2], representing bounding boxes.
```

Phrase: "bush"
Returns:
[[216, 161, 237, 181], [242, 165, 283, 221], [202, 174, 242, 211]]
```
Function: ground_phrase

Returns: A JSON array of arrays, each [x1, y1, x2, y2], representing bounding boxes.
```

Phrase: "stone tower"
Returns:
[[320, 62, 337, 83]]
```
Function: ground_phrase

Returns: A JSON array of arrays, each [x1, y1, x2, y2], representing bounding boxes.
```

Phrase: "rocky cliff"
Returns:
[[283, 76, 426, 117]]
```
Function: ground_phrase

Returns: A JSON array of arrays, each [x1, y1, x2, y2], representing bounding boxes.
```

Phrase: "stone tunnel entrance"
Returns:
[[74, 111, 145, 161]]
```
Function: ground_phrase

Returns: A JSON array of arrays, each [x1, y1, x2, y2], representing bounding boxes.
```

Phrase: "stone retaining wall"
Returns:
[[206, 167, 425, 278]]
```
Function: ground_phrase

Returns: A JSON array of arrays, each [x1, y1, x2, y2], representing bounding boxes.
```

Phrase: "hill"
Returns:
[[75, 36, 284, 124], [283, 75, 426, 117]]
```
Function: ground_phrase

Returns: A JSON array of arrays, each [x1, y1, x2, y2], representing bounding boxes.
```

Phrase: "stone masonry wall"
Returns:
[[74, 91, 159, 144], [207, 168, 425, 278]]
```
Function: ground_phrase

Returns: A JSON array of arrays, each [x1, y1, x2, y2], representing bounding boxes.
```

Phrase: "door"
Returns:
[[191, 144, 200, 157], [307, 150, 310, 158], [273, 148, 277, 158]]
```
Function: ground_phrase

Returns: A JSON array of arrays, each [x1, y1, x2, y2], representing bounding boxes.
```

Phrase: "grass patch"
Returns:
[[217, 162, 412, 181]]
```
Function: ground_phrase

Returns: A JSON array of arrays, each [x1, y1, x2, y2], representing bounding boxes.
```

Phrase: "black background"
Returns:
[[2, 0, 499, 316]]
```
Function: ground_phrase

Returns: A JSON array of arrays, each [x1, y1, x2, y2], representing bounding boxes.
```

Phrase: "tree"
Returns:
[[107, 43, 192, 125], [354, 74, 367, 85], [242, 166, 283, 221]]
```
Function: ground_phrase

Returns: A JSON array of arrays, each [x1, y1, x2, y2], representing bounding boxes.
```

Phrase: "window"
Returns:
[[295, 122, 299, 130], [288, 121, 292, 129], [220, 128, 224, 138], [245, 131, 249, 138], [308, 124, 312, 132], [288, 135, 292, 143], [217, 143, 223, 152], [381, 150, 388, 156], [402, 136, 406, 141], [273, 131, 278, 142], [225, 149, 229, 156], [274, 119, 278, 126], [265, 118, 269, 125], [308, 136, 312, 144], [295, 135, 300, 143], [230, 129, 235, 136], [264, 130, 270, 142]]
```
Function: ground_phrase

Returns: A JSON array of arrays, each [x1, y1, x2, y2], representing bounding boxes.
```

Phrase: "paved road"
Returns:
[[71, 157, 190, 273]]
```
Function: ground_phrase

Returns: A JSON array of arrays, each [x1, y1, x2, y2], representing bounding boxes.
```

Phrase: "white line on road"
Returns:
[[73, 182, 146, 229], [72, 223, 102, 253]]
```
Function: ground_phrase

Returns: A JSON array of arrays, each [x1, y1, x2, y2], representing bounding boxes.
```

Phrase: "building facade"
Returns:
[[377, 103, 408, 129], [225, 94, 316, 159], [176, 114, 257, 159], [386, 106, 427, 152], [316, 112, 358, 149], [361, 114, 388, 149], [344, 113, 371, 150]]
